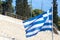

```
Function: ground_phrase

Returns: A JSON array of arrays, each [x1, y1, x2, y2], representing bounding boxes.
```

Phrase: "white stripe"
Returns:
[[43, 12, 52, 17], [27, 23, 44, 30], [46, 20, 52, 23], [24, 19, 36, 25], [35, 17, 44, 22], [48, 12, 52, 15], [24, 12, 52, 26], [24, 17, 44, 26], [45, 16, 52, 23], [47, 10, 49, 13], [26, 30, 39, 36], [43, 14, 48, 17], [47, 10, 52, 15], [42, 25, 52, 28]]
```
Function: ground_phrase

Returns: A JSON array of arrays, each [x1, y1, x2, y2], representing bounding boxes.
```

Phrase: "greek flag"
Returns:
[[23, 8, 52, 38]]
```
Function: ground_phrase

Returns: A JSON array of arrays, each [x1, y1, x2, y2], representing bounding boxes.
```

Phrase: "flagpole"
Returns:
[[31, 0, 32, 17], [52, 0, 53, 40], [52, 5, 53, 40], [41, 0, 43, 10]]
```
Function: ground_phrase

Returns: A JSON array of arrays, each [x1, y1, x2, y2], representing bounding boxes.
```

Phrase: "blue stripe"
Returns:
[[26, 31, 39, 38], [24, 19, 46, 28], [42, 12, 47, 15], [49, 8, 52, 12], [24, 17, 47, 28], [49, 15, 52, 20], [43, 23, 52, 26], [26, 27, 42, 34], [23, 8, 52, 38], [23, 14, 43, 23], [26, 28, 52, 37], [23, 11, 48, 23], [40, 28, 52, 31], [26, 23, 52, 34], [26, 18, 47, 31], [23, 8, 52, 23]]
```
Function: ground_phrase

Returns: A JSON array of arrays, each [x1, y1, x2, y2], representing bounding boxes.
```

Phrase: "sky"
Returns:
[[28, 0, 60, 16], [2, 0, 60, 16]]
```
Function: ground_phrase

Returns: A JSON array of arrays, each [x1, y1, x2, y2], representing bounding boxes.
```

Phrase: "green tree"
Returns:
[[0, 0, 2, 14], [6, 0, 12, 13], [0, 0, 2, 5], [32, 9, 44, 17], [0, 0, 14, 15], [53, 0, 58, 26], [16, 0, 31, 20], [58, 16, 60, 30], [1, 1, 7, 15]]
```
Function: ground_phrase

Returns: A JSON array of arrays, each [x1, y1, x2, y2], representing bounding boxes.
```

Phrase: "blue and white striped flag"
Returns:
[[23, 8, 52, 38]]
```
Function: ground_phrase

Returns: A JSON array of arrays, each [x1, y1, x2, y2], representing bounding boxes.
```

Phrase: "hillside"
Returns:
[[0, 14, 60, 40]]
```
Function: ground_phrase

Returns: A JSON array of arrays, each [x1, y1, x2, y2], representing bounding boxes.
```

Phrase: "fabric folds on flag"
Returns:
[[23, 8, 52, 38]]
